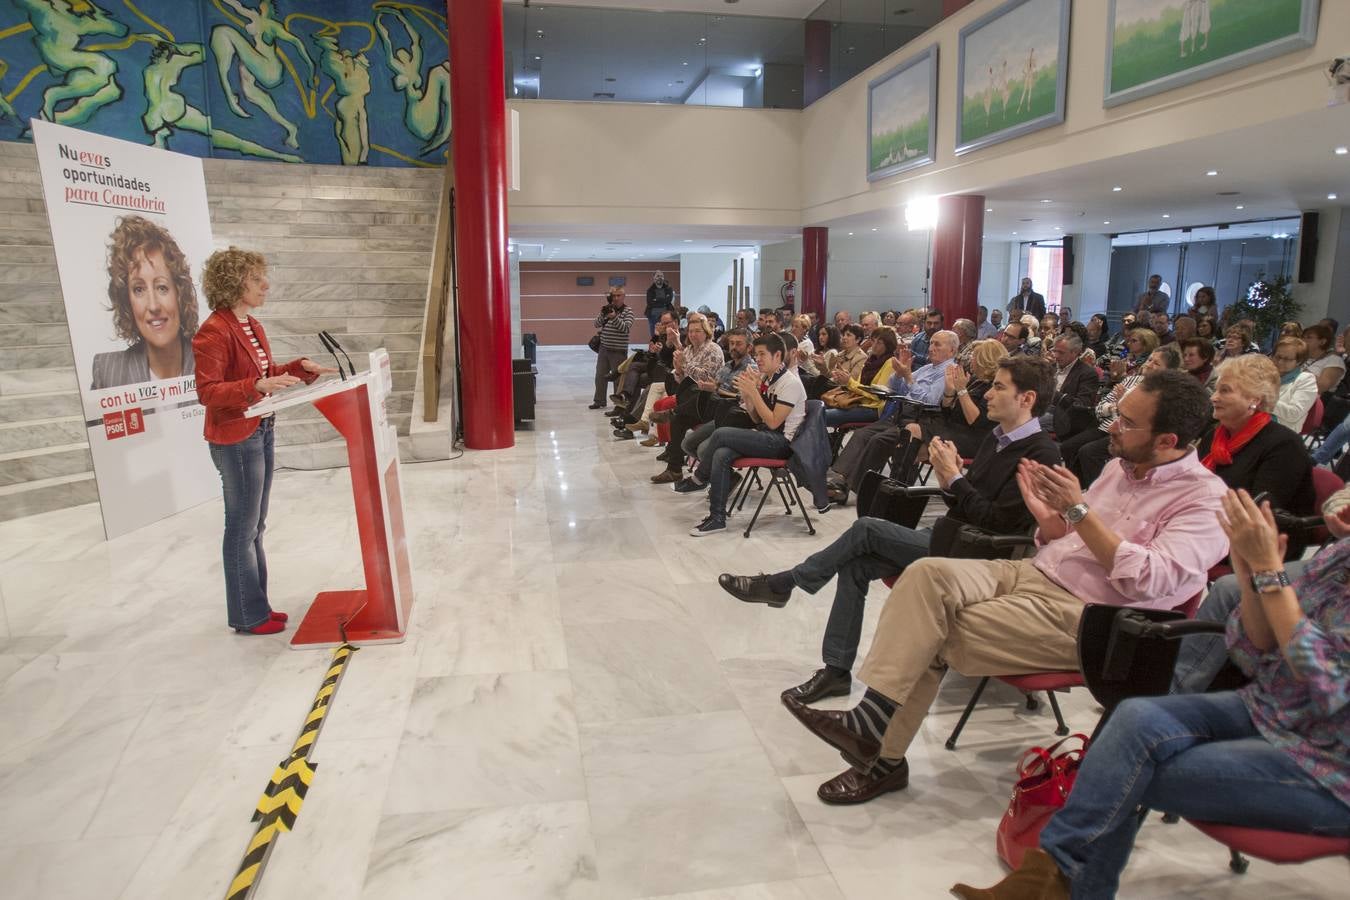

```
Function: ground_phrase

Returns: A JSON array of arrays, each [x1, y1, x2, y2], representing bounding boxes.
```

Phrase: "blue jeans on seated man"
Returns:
[[790, 516, 933, 670], [1312, 413, 1350, 465], [824, 406, 879, 428], [1039, 691, 1350, 899], [693, 426, 791, 519], [208, 418, 275, 631], [1170, 563, 1309, 694]]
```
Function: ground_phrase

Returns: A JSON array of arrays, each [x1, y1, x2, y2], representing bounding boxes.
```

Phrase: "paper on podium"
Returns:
[[244, 373, 371, 418]]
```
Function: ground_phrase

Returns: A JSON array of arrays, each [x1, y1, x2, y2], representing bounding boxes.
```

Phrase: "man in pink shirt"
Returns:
[[784, 370, 1230, 804]]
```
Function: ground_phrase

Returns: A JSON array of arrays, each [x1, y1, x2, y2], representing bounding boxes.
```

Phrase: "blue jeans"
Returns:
[[824, 406, 879, 428], [694, 426, 791, 519], [209, 419, 276, 630], [1171, 562, 1308, 694], [792, 517, 932, 670], [1041, 692, 1350, 899], [1313, 413, 1350, 465]]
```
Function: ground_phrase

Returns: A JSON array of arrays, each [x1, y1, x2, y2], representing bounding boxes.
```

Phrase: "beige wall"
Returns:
[[799, 0, 1350, 224], [507, 100, 802, 230]]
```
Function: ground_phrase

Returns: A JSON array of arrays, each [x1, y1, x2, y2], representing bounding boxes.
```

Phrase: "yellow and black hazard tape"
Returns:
[[224, 643, 357, 900]]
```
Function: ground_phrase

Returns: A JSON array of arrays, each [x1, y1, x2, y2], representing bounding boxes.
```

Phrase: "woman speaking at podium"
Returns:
[[193, 248, 337, 635]]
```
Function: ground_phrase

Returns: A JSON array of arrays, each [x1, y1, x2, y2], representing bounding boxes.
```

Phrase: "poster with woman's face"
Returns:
[[31, 120, 218, 539]]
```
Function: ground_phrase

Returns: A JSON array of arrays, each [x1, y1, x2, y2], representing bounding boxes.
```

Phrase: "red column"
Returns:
[[801, 227, 828, 321], [804, 20, 831, 106], [932, 195, 984, 325], [447, 0, 513, 449]]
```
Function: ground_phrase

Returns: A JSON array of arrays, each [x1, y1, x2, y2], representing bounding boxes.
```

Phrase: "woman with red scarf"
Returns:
[[1199, 354, 1314, 557]]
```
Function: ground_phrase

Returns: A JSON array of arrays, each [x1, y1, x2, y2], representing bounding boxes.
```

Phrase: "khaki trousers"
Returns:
[[856, 557, 1083, 759]]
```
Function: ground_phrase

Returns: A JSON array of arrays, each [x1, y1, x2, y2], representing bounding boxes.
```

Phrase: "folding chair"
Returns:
[[726, 456, 815, 538]]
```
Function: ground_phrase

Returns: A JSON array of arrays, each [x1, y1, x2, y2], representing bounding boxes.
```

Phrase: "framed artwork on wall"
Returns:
[[866, 45, 938, 182], [1104, 0, 1321, 107], [955, 0, 1071, 156]]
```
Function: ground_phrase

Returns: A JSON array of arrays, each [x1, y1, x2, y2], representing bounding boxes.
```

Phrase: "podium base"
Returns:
[[290, 589, 408, 649]]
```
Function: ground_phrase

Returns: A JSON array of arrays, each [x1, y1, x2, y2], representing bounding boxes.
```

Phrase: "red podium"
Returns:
[[246, 349, 415, 648]]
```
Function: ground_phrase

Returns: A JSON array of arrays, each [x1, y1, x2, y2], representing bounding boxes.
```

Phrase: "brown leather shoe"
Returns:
[[950, 848, 1070, 900], [781, 694, 880, 770], [651, 469, 682, 484], [817, 759, 908, 805], [640, 435, 662, 447]]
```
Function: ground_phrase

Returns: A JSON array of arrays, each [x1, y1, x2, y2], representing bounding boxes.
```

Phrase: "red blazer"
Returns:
[[193, 309, 316, 445]]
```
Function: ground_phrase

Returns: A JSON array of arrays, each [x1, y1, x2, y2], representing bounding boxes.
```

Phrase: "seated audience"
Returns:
[[651, 328, 753, 484], [1189, 284, 1217, 320], [1044, 332, 1100, 439], [1109, 326, 1159, 380], [1199, 354, 1315, 555], [1169, 313, 1197, 346], [910, 309, 944, 368], [717, 356, 1060, 709], [1279, 320, 1304, 339], [1196, 315, 1218, 343], [1272, 336, 1319, 429], [1179, 336, 1217, 390], [824, 327, 899, 427], [1021, 315, 1042, 354], [825, 324, 867, 382], [998, 321, 1029, 356], [674, 333, 817, 535], [955, 491, 1350, 900], [1301, 323, 1346, 396], [824, 330, 960, 499], [1313, 413, 1350, 467], [780, 371, 1229, 803], [757, 308, 781, 334], [1085, 314, 1109, 360], [833, 310, 852, 329], [1218, 323, 1258, 362], [1058, 346, 1178, 492], [1173, 483, 1350, 695], [789, 315, 817, 377], [902, 338, 1007, 462], [1149, 310, 1174, 346]]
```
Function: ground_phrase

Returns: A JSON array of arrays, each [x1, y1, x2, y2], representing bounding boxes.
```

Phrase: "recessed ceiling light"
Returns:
[[1053, 226, 1061, 230], [871, 227, 878, 231], [1336, 146, 1348, 155], [1103, 220, 1110, 225], [1111, 186, 1122, 192], [1011, 231, 1018, 235], [985, 207, 993, 212], [560, 238, 569, 241], [534, 55, 541, 61], [1205, 170, 1219, 176], [1235, 205, 1244, 210], [847, 232, 854, 236], [682, 61, 689, 66], [1040, 199, 1052, 203], [1329, 193, 1340, 200], [683, 239, 693, 242], [1161, 214, 1171, 218]]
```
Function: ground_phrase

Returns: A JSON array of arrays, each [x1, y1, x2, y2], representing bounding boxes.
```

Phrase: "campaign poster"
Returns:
[[30, 120, 218, 539]]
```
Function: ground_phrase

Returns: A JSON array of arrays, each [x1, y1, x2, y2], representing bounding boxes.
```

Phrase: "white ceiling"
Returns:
[[504, 1, 825, 19]]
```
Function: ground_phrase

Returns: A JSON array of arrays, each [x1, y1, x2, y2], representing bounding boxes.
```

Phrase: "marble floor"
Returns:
[[0, 346, 1343, 899]]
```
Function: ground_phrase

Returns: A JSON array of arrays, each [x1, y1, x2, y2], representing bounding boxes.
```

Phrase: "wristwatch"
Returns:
[[1250, 569, 1290, 594], [956, 388, 969, 398], [1063, 502, 1089, 525]]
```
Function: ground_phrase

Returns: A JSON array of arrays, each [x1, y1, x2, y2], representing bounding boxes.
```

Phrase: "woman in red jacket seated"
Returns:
[[193, 247, 335, 635]]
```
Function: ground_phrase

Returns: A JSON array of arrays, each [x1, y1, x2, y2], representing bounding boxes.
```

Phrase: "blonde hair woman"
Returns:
[[905, 338, 1009, 458]]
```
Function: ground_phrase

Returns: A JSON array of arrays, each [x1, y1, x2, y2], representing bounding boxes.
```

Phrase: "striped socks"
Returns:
[[844, 688, 898, 744]]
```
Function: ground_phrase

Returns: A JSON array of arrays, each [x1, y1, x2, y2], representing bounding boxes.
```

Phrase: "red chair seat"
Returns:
[[998, 671, 1083, 692], [732, 457, 788, 469], [1187, 822, 1350, 864]]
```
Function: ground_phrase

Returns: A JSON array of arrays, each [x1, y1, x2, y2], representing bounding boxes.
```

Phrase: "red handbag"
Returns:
[[996, 733, 1090, 869]]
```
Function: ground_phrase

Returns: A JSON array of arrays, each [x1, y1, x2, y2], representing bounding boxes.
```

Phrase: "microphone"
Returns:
[[321, 330, 357, 377], [318, 332, 346, 380]]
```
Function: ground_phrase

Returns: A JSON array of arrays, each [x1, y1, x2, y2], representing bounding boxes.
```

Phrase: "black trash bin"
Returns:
[[513, 358, 537, 424], [522, 332, 538, 366]]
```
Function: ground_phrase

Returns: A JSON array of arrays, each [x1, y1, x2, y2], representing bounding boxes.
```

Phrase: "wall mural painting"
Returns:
[[0, 0, 453, 167]]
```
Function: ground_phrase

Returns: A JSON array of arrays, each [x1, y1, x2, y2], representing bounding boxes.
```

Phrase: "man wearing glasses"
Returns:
[[781, 371, 1230, 804]]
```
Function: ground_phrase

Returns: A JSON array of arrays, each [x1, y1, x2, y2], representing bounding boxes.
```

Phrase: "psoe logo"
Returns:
[[103, 410, 127, 440], [124, 407, 145, 436]]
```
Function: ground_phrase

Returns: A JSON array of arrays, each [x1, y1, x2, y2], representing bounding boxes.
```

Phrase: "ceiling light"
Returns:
[[985, 207, 993, 212], [682, 61, 689, 66], [1011, 231, 1018, 235], [1111, 186, 1122, 192], [753, 67, 762, 77], [1330, 193, 1340, 200], [871, 227, 878, 231], [905, 196, 939, 231], [847, 232, 854, 236], [1336, 147, 1348, 155], [683, 239, 693, 242], [1235, 205, 1244, 210], [1205, 170, 1219, 176], [1103, 220, 1110, 225], [560, 238, 569, 242], [1040, 199, 1052, 203], [1161, 214, 1171, 218], [534, 55, 541, 61]]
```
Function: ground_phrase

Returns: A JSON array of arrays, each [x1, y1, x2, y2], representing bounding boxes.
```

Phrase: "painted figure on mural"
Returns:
[[374, 8, 450, 155], [141, 38, 300, 162], [1179, 0, 1212, 58], [12, 0, 128, 127], [313, 30, 370, 165], [210, 0, 317, 150], [1015, 46, 1036, 115], [0, 60, 18, 122]]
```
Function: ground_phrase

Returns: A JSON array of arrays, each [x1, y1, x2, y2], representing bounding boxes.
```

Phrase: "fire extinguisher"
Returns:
[[780, 268, 796, 311]]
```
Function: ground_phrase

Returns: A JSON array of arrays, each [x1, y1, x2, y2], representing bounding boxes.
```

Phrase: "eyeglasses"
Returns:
[[1109, 416, 1151, 433]]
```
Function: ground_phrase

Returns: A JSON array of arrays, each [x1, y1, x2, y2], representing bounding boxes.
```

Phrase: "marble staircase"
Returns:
[[0, 140, 443, 521]]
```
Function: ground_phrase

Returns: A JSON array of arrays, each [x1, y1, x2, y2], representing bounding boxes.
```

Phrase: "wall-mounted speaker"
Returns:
[[1062, 235, 1076, 286], [1298, 212, 1320, 283]]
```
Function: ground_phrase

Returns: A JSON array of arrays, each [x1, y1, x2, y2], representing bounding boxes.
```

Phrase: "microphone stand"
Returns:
[[318, 332, 347, 380], [321, 330, 357, 378]]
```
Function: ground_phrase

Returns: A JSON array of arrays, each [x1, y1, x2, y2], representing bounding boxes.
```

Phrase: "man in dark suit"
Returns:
[[1045, 331, 1100, 438], [1008, 277, 1046, 320]]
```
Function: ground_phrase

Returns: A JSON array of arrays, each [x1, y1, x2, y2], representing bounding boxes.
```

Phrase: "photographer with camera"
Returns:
[[591, 287, 635, 410]]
